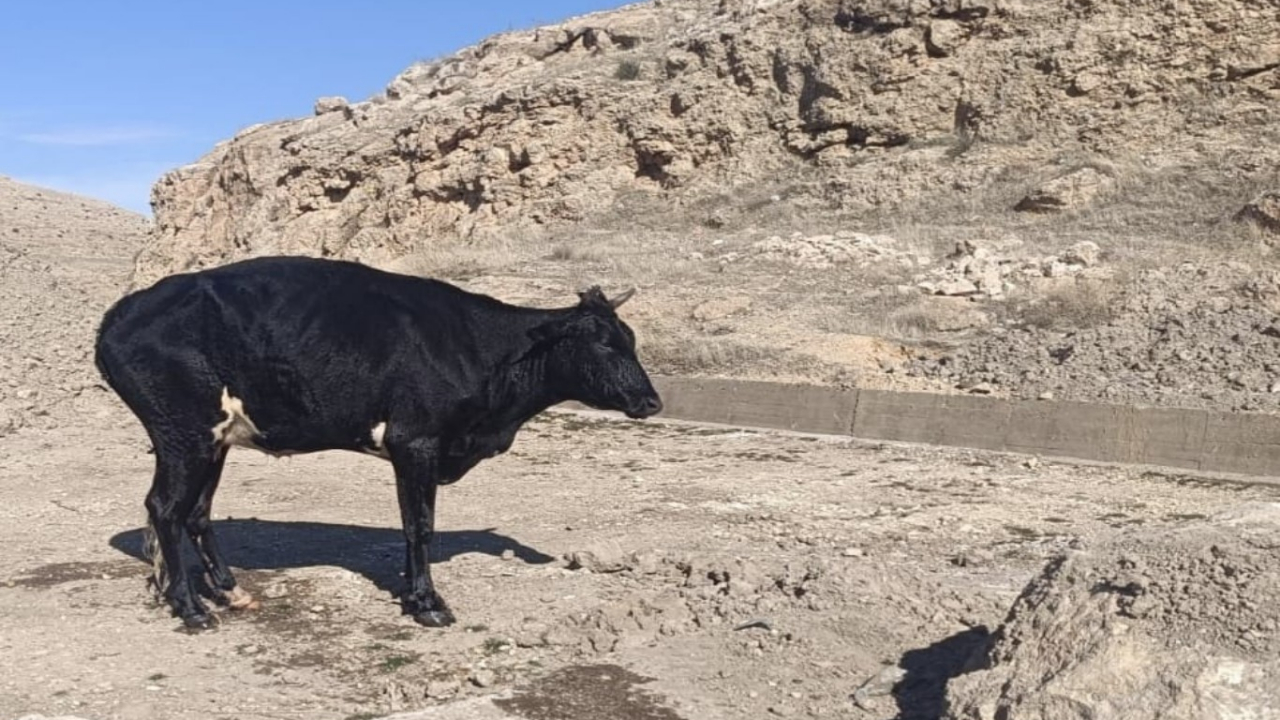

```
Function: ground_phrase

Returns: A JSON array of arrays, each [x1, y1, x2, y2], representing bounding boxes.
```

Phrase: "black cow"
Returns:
[[93, 255, 662, 631]]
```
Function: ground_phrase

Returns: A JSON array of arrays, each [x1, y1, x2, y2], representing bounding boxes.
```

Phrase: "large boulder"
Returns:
[[945, 503, 1280, 720], [1014, 167, 1116, 213]]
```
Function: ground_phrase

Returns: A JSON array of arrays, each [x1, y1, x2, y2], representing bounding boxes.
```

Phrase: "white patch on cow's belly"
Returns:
[[364, 421, 390, 459], [210, 387, 297, 457], [212, 388, 262, 448]]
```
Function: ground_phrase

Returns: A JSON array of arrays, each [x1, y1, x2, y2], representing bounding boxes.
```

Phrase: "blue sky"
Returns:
[[0, 0, 629, 215]]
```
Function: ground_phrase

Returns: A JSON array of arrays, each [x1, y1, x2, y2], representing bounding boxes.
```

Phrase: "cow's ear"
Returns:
[[577, 286, 610, 309], [578, 286, 635, 311]]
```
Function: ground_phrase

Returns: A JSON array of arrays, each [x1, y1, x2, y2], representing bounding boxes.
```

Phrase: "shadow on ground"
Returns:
[[108, 519, 555, 593], [894, 626, 991, 720]]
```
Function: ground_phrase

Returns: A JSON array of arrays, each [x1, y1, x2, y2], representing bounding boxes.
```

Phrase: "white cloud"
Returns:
[[15, 125, 178, 147]]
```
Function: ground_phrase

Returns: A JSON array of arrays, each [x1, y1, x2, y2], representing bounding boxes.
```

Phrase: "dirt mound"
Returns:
[[906, 261, 1280, 412], [135, 0, 1279, 285], [0, 176, 148, 437], [543, 548, 839, 655], [944, 503, 1280, 720]]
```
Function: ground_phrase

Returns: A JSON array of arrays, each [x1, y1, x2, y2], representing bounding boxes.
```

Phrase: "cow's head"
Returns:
[[530, 286, 663, 419]]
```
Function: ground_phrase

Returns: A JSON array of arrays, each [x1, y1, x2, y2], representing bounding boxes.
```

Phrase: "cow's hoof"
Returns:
[[412, 609, 455, 628], [179, 613, 216, 632]]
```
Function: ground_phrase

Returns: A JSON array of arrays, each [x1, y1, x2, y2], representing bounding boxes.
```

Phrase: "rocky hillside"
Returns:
[[0, 176, 149, 437], [136, 0, 1280, 285]]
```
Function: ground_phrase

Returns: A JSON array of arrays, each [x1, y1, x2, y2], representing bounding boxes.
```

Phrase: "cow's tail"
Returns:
[[141, 518, 168, 601], [92, 295, 129, 392]]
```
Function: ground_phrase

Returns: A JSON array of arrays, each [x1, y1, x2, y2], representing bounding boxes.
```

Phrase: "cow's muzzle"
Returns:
[[625, 395, 663, 419]]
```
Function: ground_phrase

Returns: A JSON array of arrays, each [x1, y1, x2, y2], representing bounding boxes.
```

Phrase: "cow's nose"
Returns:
[[639, 395, 663, 416]]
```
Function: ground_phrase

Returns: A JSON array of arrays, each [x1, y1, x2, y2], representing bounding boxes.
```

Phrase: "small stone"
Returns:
[[967, 382, 994, 395], [428, 678, 462, 699], [935, 278, 980, 296], [1042, 259, 1072, 278], [630, 550, 662, 574], [841, 547, 865, 558], [1038, 391, 1056, 401], [501, 549, 515, 561], [925, 19, 964, 56], [257, 583, 287, 600], [1207, 296, 1232, 313], [564, 540, 627, 573], [314, 96, 350, 115], [1061, 241, 1101, 267], [469, 669, 496, 688], [852, 665, 907, 710], [1024, 456, 1040, 469], [1072, 70, 1104, 94], [972, 265, 1005, 297]]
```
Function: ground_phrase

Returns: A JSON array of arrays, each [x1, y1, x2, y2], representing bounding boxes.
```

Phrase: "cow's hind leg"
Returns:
[[145, 438, 223, 630], [185, 449, 259, 612]]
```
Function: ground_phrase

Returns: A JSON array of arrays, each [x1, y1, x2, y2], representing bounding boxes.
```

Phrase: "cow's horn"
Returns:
[[609, 288, 637, 308]]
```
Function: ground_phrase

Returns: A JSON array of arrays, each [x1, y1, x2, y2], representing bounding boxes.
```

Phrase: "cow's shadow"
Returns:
[[108, 519, 556, 594]]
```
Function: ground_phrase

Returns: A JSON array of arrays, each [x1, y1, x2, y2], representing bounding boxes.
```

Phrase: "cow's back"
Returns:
[[95, 257, 509, 451]]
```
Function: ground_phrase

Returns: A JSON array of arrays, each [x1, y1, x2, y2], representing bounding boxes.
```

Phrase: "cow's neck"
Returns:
[[472, 350, 559, 436], [467, 305, 573, 435]]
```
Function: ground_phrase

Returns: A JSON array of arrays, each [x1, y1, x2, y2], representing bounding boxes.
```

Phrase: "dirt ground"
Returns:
[[3, 405, 1279, 720], [4, 174, 1280, 720]]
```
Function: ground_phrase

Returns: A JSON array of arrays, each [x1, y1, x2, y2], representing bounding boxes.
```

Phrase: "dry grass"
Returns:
[[886, 304, 969, 338], [387, 241, 529, 280], [639, 335, 854, 384], [372, 141, 1276, 388], [639, 337, 783, 375], [849, 149, 1278, 274], [1017, 277, 1120, 331], [547, 243, 609, 264]]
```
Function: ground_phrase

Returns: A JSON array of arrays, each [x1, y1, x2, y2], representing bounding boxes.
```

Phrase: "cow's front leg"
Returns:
[[388, 436, 455, 628]]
